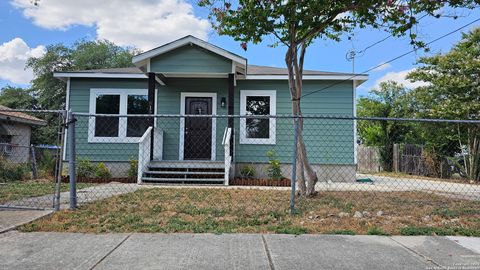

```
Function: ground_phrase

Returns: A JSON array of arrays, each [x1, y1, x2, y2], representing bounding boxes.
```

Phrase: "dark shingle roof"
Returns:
[[69, 65, 362, 77], [70, 67, 143, 74], [247, 65, 357, 76]]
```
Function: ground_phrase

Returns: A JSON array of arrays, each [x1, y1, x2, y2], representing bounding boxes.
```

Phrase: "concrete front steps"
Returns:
[[141, 160, 225, 184]]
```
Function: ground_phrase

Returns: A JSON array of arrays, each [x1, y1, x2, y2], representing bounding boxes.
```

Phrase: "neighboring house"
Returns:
[[55, 36, 368, 184], [0, 106, 46, 163]]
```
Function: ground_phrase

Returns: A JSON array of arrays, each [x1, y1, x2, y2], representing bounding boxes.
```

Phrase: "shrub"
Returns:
[[77, 157, 96, 177], [38, 151, 56, 177], [0, 158, 28, 182], [239, 164, 256, 179], [266, 150, 283, 180], [127, 158, 138, 177], [95, 162, 112, 178]]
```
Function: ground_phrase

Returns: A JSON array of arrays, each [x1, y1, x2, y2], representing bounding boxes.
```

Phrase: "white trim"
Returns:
[[132, 36, 247, 66], [53, 71, 368, 84], [244, 74, 369, 82], [147, 59, 151, 72], [88, 88, 150, 143], [54, 72, 147, 79], [62, 78, 70, 160], [163, 73, 229, 78], [239, 90, 276, 145], [179, 92, 217, 161]]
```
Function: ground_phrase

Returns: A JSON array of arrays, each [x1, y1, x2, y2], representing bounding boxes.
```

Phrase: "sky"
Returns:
[[0, 0, 479, 98]]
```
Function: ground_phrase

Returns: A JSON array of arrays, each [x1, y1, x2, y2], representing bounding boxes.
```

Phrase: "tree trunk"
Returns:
[[285, 42, 319, 197]]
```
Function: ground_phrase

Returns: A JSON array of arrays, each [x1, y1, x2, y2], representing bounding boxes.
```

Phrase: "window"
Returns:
[[0, 134, 12, 156], [127, 95, 150, 137], [240, 90, 276, 144], [94, 94, 120, 137], [89, 89, 152, 143]]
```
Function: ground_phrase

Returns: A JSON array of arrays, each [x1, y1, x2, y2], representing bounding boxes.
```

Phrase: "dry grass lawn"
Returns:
[[0, 180, 93, 204], [20, 188, 480, 236]]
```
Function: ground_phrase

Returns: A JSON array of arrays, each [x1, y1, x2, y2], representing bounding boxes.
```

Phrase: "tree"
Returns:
[[198, 0, 479, 196], [357, 81, 415, 171], [26, 39, 137, 110], [0, 86, 37, 109], [408, 28, 480, 181], [25, 39, 137, 144]]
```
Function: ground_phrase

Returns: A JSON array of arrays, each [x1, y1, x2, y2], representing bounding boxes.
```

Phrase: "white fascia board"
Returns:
[[243, 75, 369, 81], [53, 72, 147, 79], [132, 36, 247, 66], [163, 73, 229, 78]]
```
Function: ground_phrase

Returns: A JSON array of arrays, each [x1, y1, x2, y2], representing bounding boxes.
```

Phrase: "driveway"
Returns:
[[0, 232, 479, 270]]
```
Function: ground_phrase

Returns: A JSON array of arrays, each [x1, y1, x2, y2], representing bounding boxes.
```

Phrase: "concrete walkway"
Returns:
[[0, 209, 52, 233], [0, 232, 479, 270]]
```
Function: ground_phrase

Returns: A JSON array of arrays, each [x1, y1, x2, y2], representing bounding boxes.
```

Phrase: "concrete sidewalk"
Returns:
[[1, 232, 479, 270]]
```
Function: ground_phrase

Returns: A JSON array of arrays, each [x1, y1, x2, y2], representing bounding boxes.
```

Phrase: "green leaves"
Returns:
[[199, 0, 478, 48], [26, 39, 137, 111]]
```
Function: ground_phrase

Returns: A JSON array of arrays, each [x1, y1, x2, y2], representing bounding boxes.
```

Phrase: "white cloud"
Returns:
[[373, 69, 429, 89], [11, 0, 210, 51], [0, 38, 45, 85], [371, 62, 392, 72]]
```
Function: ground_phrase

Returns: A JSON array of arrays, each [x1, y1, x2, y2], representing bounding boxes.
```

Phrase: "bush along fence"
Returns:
[[2, 109, 480, 214]]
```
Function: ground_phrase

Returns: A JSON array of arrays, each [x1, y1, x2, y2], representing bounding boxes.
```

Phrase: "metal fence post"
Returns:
[[290, 116, 299, 215], [67, 110, 77, 210]]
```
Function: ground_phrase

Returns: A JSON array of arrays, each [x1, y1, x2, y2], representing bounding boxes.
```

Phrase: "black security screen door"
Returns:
[[184, 97, 212, 160]]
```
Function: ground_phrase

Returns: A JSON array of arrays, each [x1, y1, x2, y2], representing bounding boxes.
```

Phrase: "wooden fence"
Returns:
[[357, 144, 452, 178], [357, 145, 382, 173]]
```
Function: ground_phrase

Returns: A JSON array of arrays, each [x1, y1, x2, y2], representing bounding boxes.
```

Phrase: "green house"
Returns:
[[55, 36, 368, 184]]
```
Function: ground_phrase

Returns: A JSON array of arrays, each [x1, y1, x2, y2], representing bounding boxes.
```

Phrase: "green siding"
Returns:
[[150, 45, 233, 74], [68, 78, 148, 161], [234, 80, 354, 165], [69, 77, 354, 165]]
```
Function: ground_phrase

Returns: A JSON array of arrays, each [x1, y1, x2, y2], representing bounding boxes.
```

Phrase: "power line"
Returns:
[[301, 17, 480, 99], [351, 14, 430, 58]]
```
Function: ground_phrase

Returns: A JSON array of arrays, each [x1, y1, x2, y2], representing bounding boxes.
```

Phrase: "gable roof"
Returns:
[[53, 36, 368, 83], [0, 106, 46, 126], [132, 35, 247, 68]]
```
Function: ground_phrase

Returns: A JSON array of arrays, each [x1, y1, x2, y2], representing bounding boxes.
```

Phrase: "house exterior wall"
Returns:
[[150, 45, 233, 74], [67, 78, 148, 161], [0, 121, 32, 163], [67, 78, 355, 169], [234, 80, 354, 165]]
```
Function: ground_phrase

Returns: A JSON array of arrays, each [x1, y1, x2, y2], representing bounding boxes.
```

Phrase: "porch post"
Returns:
[[228, 73, 235, 157], [148, 72, 155, 160]]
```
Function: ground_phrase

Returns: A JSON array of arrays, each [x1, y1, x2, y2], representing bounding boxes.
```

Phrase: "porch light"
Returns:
[[221, 97, 226, 108]]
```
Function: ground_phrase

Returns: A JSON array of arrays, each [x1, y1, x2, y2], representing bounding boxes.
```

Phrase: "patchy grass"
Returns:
[[325, 230, 356, 235], [20, 188, 480, 235], [0, 180, 94, 204], [367, 227, 390, 236]]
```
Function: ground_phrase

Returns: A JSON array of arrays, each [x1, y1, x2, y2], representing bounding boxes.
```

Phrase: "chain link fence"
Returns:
[[2, 110, 479, 217], [0, 109, 65, 210]]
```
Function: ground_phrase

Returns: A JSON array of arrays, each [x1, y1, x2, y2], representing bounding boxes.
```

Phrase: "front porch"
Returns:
[[137, 126, 232, 185]]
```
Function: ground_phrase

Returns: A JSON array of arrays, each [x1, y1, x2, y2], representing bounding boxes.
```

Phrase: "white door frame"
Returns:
[[179, 92, 217, 161]]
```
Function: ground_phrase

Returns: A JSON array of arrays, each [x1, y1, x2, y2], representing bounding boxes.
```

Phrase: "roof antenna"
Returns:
[[346, 32, 358, 74], [346, 33, 358, 94]]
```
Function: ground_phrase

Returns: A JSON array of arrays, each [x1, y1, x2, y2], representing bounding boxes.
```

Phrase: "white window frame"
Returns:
[[88, 88, 153, 143], [179, 92, 217, 161], [240, 90, 276, 145]]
